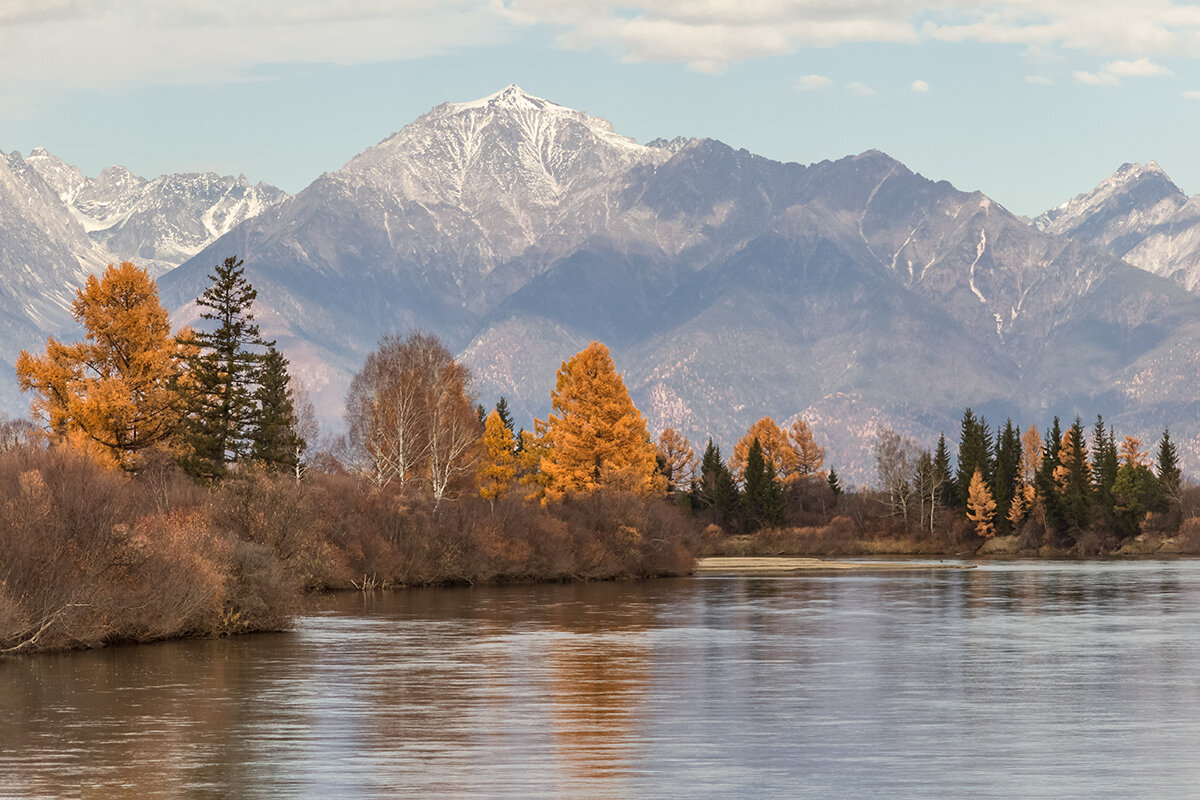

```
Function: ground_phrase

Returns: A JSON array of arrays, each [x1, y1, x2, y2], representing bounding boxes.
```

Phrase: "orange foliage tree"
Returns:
[[966, 468, 997, 538], [540, 341, 663, 500], [15, 262, 189, 469], [731, 416, 824, 486], [657, 428, 696, 491], [478, 410, 517, 503]]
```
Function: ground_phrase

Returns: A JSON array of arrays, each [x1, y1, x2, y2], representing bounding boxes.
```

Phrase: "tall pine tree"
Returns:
[[182, 256, 270, 479], [1156, 428, 1182, 514]]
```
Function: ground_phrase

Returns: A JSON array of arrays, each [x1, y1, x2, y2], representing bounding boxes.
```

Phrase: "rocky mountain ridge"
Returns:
[[5, 86, 1200, 481]]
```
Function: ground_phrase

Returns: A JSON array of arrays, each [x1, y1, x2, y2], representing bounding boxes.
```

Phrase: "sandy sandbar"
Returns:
[[695, 556, 974, 573]]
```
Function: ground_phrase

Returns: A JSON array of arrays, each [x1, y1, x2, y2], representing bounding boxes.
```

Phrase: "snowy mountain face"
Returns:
[[25, 149, 289, 277], [1038, 162, 1200, 292]]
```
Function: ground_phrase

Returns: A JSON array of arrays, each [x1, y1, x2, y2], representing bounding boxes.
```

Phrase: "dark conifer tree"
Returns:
[[1037, 417, 1066, 537], [248, 346, 302, 472], [1156, 428, 1182, 513], [699, 438, 740, 526], [933, 433, 955, 507], [956, 409, 993, 508], [494, 397, 515, 432], [182, 256, 270, 479], [827, 467, 843, 502], [1090, 416, 1118, 528], [741, 438, 785, 530], [1058, 416, 1092, 536], [991, 419, 1021, 535]]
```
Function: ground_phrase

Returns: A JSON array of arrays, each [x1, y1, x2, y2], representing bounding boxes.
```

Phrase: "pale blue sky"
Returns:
[[4, 1, 1200, 217]]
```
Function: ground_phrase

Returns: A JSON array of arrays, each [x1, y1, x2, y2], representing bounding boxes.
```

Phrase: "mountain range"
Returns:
[[5, 84, 1200, 481]]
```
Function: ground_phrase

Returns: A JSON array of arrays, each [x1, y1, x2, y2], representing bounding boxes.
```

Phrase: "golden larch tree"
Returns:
[[478, 410, 517, 503], [540, 341, 663, 500], [731, 417, 797, 484], [788, 418, 825, 478], [16, 262, 188, 469], [966, 468, 997, 538], [1119, 436, 1147, 467], [657, 428, 696, 491]]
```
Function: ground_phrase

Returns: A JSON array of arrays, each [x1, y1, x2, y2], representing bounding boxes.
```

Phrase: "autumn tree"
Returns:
[[16, 261, 187, 470], [657, 428, 697, 493], [731, 417, 795, 484], [478, 409, 517, 504], [345, 331, 479, 501], [966, 468, 997, 538], [181, 256, 271, 479], [1017, 424, 1044, 526], [788, 418, 825, 477], [539, 342, 663, 499]]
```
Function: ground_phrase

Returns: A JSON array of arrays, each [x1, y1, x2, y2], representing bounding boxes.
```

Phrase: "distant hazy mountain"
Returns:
[[24, 148, 288, 277], [7, 87, 1200, 481]]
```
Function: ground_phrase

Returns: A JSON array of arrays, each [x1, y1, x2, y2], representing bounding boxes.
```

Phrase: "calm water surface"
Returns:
[[5, 560, 1200, 798]]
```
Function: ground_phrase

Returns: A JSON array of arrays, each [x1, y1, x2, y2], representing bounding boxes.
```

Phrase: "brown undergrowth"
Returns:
[[0, 445, 698, 654]]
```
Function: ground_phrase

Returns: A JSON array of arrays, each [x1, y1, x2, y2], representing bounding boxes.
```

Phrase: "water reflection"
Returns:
[[4, 562, 1200, 798]]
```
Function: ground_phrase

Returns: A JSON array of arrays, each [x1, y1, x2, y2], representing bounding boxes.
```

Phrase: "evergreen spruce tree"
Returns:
[[494, 397, 515, 432], [933, 433, 954, 507], [991, 419, 1021, 535], [699, 438, 740, 526], [955, 409, 993, 508], [1037, 417, 1066, 537], [1090, 416, 1119, 528], [1156, 428, 1182, 513], [827, 467, 843, 503], [182, 256, 270, 479], [1057, 417, 1092, 537], [247, 346, 302, 472], [741, 438, 785, 530]]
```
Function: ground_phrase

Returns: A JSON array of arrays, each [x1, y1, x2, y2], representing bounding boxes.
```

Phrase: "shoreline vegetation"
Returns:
[[5, 257, 1200, 655]]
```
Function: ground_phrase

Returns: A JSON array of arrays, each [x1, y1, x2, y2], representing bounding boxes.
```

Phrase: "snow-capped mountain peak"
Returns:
[[1035, 160, 1186, 249]]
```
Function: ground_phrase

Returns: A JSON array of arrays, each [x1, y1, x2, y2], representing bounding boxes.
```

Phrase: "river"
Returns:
[[4, 560, 1200, 798]]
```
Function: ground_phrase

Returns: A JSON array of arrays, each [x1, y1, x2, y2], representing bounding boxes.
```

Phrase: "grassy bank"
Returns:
[[0, 445, 698, 655]]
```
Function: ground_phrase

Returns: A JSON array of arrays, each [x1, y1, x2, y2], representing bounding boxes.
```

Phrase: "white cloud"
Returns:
[[1074, 70, 1120, 86], [4, 0, 1200, 94], [910, 79, 930, 93], [1105, 57, 1174, 77], [0, 0, 507, 95], [1183, 90, 1200, 99], [795, 74, 833, 90], [1072, 57, 1175, 86], [1025, 75, 1054, 85], [846, 81, 877, 96], [500, 1, 1200, 75]]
